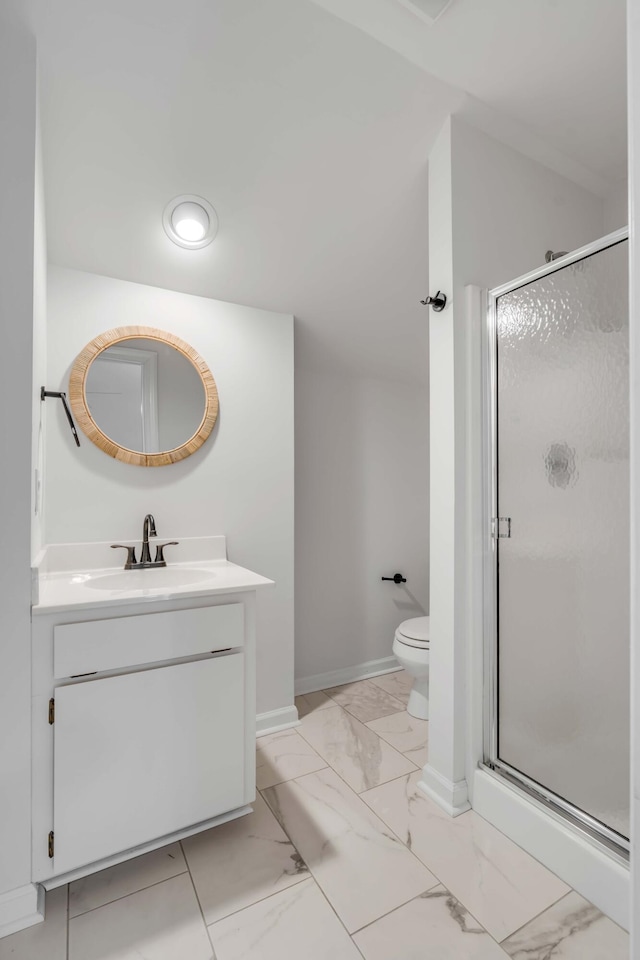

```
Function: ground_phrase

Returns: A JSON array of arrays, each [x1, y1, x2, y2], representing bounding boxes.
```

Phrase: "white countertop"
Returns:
[[32, 536, 274, 614], [33, 560, 274, 615]]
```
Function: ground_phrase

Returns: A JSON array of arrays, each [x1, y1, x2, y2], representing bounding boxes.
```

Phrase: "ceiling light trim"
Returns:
[[163, 194, 218, 249]]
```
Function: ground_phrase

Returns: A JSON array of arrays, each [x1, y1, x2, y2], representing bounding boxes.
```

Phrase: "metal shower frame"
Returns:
[[482, 226, 630, 859]]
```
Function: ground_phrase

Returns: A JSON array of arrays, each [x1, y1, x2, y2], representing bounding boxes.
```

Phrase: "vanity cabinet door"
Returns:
[[52, 654, 245, 875]]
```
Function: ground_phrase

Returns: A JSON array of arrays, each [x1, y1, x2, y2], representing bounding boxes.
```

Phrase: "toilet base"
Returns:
[[392, 634, 429, 721], [407, 681, 429, 721]]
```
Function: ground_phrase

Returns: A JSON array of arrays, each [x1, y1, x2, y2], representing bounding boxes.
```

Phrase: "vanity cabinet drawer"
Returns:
[[53, 603, 244, 678]]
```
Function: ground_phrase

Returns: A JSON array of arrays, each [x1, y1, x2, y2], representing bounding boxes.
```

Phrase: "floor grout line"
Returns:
[[305, 878, 368, 959], [204, 879, 316, 942], [348, 883, 515, 959], [350, 768, 528, 946], [263, 746, 620, 956], [258, 722, 453, 940], [327, 702, 408, 725], [65, 883, 70, 960], [304, 694, 424, 926], [256, 763, 330, 793], [256, 784, 374, 951], [179, 839, 220, 958], [294, 706, 421, 793], [496, 889, 576, 945], [259, 760, 511, 954], [357, 768, 424, 795], [266, 704, 431, 857], [204, 875, 312, 931], [355, 771, 583, 952], [44, 678, 623, 960], [353, 776, 459, 904], [180, 791, 314, 932], [255, 726, 328, 792], [66, 866, 190, 921], [269, 730, 411, 803], [348, 881, 442, 937], [363, 711, 429, 757], [321, 678, 407, 720], [349, 936, 367, 959], [364, 707, 423, 726]]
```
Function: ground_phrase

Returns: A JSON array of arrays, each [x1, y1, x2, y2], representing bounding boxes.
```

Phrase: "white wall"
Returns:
[[451, 119, 607, 293], [628, 0, 640, 953], [0, 11, 42, 934], [45, 266, 294, 718], [422, 116, 606, 815], [295, 369, 429, 686], [423, 119, 462, 808], [32, 90, 47, 561], [46, 271, 431, 699], [23, 0, 437, 692], [604, 180, 629, 234]]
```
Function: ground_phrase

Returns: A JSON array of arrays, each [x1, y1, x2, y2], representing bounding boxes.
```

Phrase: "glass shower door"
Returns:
[[494, 237, 629, 843]]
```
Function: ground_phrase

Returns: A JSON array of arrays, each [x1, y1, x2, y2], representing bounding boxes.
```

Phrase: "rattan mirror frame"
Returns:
[[69, 326, 219, 466]]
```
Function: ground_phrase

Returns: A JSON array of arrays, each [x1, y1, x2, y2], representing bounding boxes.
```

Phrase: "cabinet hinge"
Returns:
[[492, 517, 512, 539], [48, 699, 55, 724], [48, 831, 54, 858]]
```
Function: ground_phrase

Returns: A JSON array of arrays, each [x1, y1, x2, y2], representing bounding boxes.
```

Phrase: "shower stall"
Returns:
[[483, 228, 630, 858]]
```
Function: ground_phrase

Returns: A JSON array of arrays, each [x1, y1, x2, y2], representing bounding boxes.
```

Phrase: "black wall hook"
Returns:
[[420, 290, 447, 312], [381, 573, 407, 584], [41, 388, 81, 447]]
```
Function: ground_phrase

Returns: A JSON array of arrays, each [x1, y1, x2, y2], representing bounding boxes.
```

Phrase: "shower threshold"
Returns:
[[482, 759, 629, 863]]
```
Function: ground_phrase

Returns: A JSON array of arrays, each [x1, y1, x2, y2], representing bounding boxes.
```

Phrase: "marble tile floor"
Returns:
[[0, 673, 628, 960]]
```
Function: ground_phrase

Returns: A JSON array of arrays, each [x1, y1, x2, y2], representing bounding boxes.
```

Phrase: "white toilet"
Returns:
[[392, 616, 430, 720]]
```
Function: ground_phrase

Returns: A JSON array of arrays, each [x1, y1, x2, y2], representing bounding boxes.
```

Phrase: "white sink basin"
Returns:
[[33, 538, 276, 614], [86, 568, 214, 591]]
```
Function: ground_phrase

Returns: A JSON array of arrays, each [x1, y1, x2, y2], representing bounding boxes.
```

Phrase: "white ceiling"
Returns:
[[10, 0, 627, 382], [311, 0, 628, 185]]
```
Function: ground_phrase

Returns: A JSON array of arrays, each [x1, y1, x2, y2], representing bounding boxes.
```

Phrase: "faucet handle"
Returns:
[[154, 541, 179, 565], [111, 544, 137, 569]]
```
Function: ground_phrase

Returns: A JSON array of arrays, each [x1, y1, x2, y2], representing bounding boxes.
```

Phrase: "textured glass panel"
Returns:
[[496, 240, 629, 839]]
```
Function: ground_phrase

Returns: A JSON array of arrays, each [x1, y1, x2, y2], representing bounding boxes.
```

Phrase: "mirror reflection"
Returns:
[[85, 338, 206, 453]]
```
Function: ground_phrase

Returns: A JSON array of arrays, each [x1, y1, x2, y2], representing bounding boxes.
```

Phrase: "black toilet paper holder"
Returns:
[[381, 573, 407, 584]]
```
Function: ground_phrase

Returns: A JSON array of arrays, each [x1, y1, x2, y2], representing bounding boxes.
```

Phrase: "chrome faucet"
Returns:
[[111, 514, 179, 570]]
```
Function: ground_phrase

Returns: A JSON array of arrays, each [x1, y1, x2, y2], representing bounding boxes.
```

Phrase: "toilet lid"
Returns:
[[397, 616, 430, 644]]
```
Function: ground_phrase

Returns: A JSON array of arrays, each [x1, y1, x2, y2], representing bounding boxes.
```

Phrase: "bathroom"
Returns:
[[0, 0, 638, 957]]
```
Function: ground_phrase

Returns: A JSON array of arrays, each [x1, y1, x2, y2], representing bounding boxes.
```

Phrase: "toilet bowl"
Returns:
[[392, 616, 430, 720]]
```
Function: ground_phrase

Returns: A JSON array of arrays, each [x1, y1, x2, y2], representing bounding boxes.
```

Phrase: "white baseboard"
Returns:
[[295, 656, 401, 696], [0, 883, 44, 940], [473, 767, 629, 931], [418, 764, 471, 817], [256, 705, 300, 737]]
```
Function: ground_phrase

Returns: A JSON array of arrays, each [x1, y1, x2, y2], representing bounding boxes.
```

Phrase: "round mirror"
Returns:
[[69, 327, 218, 466]]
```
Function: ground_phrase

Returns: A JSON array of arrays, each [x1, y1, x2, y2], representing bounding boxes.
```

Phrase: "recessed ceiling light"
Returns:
[[163, 195, 218, 249]]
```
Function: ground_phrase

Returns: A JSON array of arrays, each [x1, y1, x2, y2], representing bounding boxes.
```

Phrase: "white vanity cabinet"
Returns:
[[31, 592, 258, 886]]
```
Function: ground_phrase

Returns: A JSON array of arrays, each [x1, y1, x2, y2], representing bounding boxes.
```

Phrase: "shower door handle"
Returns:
[[493, 517, 511, 539]]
